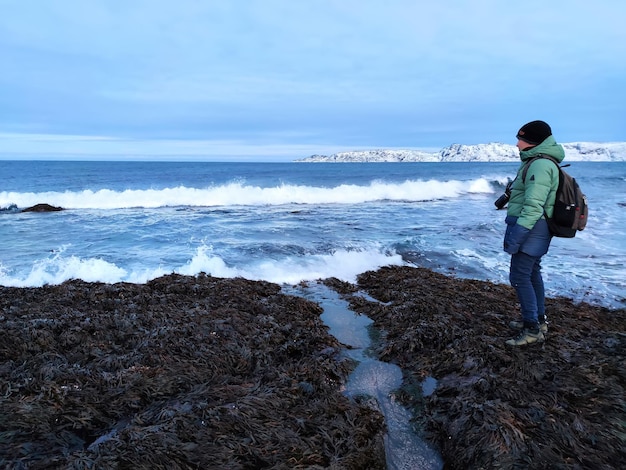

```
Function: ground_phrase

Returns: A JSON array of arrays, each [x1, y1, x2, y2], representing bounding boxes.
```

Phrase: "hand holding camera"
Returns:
[[494, 180, 513, 210]]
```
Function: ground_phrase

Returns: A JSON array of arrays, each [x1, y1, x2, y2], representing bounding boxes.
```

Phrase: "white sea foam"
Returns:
[[0, 178, 494, 210], [0, 244, 405, 288], [454, 248, 507, 272], [0, 253, 128, 287], [176, 245, 405, 285]]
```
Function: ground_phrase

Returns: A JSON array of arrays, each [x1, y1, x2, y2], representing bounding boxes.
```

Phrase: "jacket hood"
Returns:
[[519, 135, 565, 163]]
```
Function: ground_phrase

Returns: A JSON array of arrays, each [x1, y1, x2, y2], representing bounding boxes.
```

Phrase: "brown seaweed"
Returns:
[[0, 274, 385, 469], [345, 266, 625, 469], [2, 265, 624, 469]]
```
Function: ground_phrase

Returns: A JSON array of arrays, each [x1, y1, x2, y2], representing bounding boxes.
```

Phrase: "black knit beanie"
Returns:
[[516, 120, 552, 145]]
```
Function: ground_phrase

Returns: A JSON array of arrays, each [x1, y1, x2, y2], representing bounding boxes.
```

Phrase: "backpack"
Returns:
[[522, 155, 588, 238]]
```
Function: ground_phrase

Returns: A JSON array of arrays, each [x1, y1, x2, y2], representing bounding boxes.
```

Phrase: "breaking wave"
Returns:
[[1, 178, 495, 210]]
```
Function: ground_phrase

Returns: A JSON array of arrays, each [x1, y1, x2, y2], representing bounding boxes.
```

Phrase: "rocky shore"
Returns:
[[330, 266, 625, 469], [1, 267, 624, 469]]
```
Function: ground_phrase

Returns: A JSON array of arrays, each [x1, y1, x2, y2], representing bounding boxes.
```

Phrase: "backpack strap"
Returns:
[[521, 154, 564, 223], [521, 154, 561, 183]]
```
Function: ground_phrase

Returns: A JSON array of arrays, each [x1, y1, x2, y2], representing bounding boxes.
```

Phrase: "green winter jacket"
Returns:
[[506, 136, 565, 230]]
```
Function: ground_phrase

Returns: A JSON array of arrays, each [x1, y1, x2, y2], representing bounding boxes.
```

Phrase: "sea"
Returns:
[[1, 160, 625, 310]]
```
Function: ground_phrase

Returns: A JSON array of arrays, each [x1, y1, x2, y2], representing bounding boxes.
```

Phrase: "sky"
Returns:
[[1, 0, 625, 161]]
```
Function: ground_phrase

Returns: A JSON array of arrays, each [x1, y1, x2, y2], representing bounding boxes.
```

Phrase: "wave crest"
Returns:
[[1, 178, 495, 209]]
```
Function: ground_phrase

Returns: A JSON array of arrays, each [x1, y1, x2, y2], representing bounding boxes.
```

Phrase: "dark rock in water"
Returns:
[[21, 203, 64, 212], [0, 273, 386, 469]]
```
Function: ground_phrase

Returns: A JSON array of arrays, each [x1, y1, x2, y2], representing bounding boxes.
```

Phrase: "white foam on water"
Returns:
[[0, 244, 405, 288], [0, 177, 493, 210]]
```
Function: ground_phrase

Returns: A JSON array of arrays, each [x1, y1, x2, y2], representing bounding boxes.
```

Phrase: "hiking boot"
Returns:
[[509, 320, 548, 334], [505, 328, 545, 346]]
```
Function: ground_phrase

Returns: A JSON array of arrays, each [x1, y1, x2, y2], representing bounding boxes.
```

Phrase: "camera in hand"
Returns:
[[494, 181, 513, 209]]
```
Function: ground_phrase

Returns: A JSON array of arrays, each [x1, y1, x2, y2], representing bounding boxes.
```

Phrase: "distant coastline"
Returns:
[[296, 142, 626, 163]]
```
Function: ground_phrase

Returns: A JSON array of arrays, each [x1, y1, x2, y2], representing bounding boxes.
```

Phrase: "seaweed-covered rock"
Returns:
[[0, 274, 385, 469], [4, 265, 622, 469], [345, 265, 625, 470]]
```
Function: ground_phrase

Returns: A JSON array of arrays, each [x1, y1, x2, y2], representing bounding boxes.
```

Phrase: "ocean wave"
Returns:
[[0, 178, 495, 210], [0, 244, 405, 287]]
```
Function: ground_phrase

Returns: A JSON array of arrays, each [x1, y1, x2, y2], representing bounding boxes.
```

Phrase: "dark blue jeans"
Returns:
[[509, 251, 545, 327]]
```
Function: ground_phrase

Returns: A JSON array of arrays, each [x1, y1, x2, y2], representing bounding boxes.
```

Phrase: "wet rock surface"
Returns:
[[0, 274, 385, 469], [334, 266, 625, 469]]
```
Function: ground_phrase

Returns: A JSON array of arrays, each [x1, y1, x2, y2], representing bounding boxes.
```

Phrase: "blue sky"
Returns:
[[1, 1, 625, 161]]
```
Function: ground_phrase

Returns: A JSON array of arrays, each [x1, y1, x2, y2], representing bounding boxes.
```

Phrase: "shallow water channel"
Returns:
[[284, 282, 443, 470]]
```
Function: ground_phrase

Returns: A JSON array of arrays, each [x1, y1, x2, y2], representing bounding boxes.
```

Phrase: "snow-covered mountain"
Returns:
[[297, 142, 626, 162]]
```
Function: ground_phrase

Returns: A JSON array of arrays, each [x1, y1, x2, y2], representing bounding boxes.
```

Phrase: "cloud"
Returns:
[[0, 132, 359, 161], [0, 0, 625, 151]]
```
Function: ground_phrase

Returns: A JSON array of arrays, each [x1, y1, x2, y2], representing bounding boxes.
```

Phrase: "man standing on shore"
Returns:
[[502, 120, 564, 346]]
